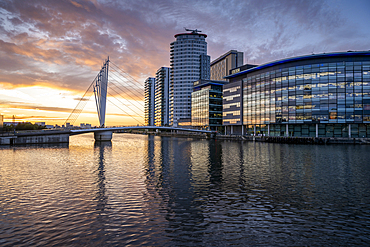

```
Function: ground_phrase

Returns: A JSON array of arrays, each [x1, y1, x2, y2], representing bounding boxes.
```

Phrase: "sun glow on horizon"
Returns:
[[0, 85, 144, 126]]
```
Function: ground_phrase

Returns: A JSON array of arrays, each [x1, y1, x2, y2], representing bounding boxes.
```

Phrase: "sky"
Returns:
[[0, 0, 369, 126]]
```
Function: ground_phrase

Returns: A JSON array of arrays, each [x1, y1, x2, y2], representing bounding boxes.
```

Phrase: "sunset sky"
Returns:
[[1, 0, 369, 126]]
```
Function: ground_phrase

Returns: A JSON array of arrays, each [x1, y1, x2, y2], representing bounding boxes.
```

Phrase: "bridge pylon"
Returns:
[[94, 57, 109, 128], [93, 57, 113, 142], [94, 130, 113, 142]]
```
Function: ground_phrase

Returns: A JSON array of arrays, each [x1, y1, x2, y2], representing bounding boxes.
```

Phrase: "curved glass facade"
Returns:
[[225, 52, 370, 137]]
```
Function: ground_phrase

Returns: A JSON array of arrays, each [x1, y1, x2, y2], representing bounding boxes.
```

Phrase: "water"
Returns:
[[0, 133, 369, 246]]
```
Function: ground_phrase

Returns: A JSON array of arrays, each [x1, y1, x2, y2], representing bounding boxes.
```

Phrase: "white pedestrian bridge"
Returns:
[[70, 126, 215, 141], [0, 126, 215, 145], [1, 58, 217, 145]]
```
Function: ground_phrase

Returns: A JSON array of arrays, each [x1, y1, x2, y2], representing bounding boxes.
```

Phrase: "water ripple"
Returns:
[[0, 134, 369, 245]]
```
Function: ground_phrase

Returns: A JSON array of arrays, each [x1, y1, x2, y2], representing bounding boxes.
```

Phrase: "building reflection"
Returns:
[[220, 141, 245, 192], [207, 140, 223, 187], [0, 142, 69, 150], [143, 136, 211, 243], [141, 136, 370, 242]]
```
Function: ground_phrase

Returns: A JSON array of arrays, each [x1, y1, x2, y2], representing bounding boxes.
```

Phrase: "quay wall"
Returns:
[[0, 134, 69, 145], [123, 130, 370, 144], [217, 135, 370, 144]]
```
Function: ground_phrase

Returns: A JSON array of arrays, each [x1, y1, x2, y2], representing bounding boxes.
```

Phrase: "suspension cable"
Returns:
[[107, 86, 144, 119], [64, 76, 96, 126], [110, 61, 144, 88], [108, 68, 145, 106], [108, 80, 144, 113], [109, 63, 145, 100], [64, 60, 146, 127], [106, 95, 144, 125]]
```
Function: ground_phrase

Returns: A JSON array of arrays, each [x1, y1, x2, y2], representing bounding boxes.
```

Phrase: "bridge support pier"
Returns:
[[94, 130, 113, 141]]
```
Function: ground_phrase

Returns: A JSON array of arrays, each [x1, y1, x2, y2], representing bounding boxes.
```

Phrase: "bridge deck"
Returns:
[[70, 126, 215, 135], [1, 126, 215, 137]]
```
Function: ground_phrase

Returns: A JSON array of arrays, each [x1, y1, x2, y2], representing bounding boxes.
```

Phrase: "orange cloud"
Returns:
[[70, 0, 83, 9]]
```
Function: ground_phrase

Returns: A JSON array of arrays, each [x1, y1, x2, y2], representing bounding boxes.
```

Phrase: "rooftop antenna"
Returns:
[[184, 27, 202, 34]]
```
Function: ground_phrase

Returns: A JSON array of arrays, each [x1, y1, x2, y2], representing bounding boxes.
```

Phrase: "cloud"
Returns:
[[0, 88, 35, 101], [0, 100, 78, 113], [0, 99, 143, 123], [73, 97, 90, 101], [0, 0, 368, 126], [2, 115, 66, 121], [0, 0, 369, 94]]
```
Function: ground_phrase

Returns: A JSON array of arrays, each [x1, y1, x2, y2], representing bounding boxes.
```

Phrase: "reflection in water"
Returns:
[[1, 134, 370, 246], [0, 142, 69, 150], [164, 138, 205, 244], [88, 141, 112, 245], [143, 138, 370, 245], [208, 140, 223, 188], [94, 141, 111, 212], [143, 136, 206, 245]]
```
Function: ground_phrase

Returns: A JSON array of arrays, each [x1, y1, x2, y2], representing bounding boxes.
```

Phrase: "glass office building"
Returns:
[[224, 51, 370, 137], [192, 80, 224, 130]]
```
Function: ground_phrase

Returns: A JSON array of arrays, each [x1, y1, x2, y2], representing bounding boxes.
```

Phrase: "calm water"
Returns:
[[0, 133, 370, 246]]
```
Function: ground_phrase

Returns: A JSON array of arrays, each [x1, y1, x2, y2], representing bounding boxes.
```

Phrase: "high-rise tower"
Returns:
[[144, 77, 155, 126], [155, 67, 170, 126], [169, 29, 209, 126]]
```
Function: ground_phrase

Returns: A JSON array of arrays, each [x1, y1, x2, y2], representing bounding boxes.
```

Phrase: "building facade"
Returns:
[[200, 54, 211, 80], [210, 50, 244, 81], [155, 67, 170, 126], [191, 80, 224, 130], [144, 77, 155, 126], [169, 30, 208, 126], [223, 80, 243, 134], [224, 51, 370, 137]]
